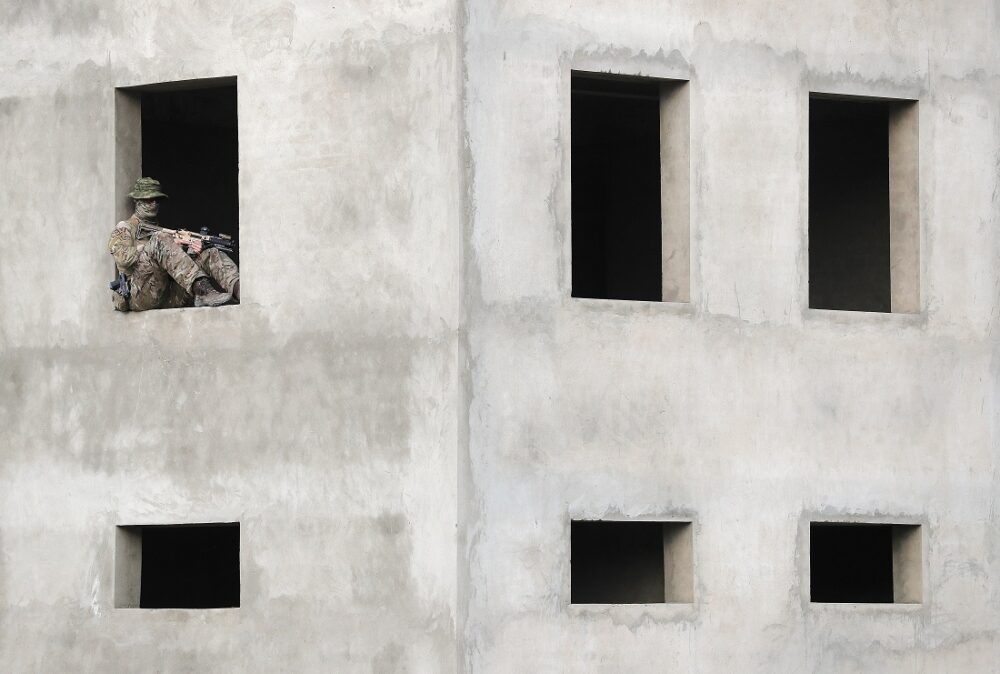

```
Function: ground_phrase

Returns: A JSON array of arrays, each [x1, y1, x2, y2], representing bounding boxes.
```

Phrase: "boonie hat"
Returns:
[[128, 177, 169, 200]]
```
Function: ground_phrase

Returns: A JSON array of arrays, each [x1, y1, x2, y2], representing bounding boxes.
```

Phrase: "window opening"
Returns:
[[571, 73, 690, 302], [810, 522, 921, 604], [112, 78, 240, 312], [571, 520, 693, 604], [809, 95, 919, 312], [115, 523, 240, 609]]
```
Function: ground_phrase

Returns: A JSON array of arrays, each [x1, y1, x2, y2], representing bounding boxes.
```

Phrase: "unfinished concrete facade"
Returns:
[[2, 0, 1000, 672]]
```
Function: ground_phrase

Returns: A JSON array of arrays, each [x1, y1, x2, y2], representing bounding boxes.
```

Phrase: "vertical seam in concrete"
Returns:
[[455, 0, 474, 670]]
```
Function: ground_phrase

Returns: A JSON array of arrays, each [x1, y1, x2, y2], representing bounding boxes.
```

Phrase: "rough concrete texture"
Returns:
[[2, 0, 1000, 672], [460, 1, 1000, 672], [1, 1, 459, 671]]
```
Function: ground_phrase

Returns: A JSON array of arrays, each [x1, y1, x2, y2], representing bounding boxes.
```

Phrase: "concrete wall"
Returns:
[[461, 0, 1000, 672], [3, 0, 1000, 672], [0, 1, 460, 671]]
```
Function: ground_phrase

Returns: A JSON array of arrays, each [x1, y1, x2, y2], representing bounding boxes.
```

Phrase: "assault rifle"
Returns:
[[109, 272, 130, 300], [136, 222, 237, 255], [109, 271, 131, 311]]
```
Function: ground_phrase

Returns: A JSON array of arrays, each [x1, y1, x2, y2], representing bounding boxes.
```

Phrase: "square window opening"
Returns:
[[116, 77, 239, 266], [809, 522, 921, 604], [809, 95, 919, 313], [571, 520, 693, 604], [115, 522, 240, 609], [571, 72, 690, 303]]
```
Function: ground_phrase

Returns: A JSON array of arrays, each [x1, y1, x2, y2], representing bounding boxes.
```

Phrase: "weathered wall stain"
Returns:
[[0, 96, 21, 116], [232, 1, 297, 58]]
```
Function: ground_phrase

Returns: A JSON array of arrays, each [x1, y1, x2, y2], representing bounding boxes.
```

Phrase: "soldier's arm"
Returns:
[[108, 223, 140, 269]]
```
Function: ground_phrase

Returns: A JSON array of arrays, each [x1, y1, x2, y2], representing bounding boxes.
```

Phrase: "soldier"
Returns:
[[109, 177, 240, 311]]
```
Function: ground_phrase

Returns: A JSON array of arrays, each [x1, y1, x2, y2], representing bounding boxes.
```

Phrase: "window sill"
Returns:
[[806, 602, 923, 614], [567, 601, 697, 623], [569, 296, 695, 317], [803, 307, 926, 330]]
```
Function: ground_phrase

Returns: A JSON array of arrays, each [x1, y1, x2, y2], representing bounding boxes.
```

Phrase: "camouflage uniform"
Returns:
[[109, 215, 240, 312]]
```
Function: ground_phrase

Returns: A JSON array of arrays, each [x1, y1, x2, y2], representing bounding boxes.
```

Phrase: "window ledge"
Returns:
[[803, 307, 926, 329], [115, 303, 241, 317], [807, 602, 923, 613], [567, 602, 697, 623], [569, 296, 695, 316]]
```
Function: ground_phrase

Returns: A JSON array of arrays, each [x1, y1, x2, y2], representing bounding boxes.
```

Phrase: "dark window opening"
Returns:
[[139, 83, 239, 263], [572, 521, 663, 603], [810, 523, 894, 603], [138, 523, 240, 609], [809, 97, 891, 312], [572, 73, 662, 301], [571, 519, 693, 604]]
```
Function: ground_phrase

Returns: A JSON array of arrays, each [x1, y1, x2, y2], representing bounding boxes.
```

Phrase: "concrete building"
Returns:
[[2, 0, 999, 671]]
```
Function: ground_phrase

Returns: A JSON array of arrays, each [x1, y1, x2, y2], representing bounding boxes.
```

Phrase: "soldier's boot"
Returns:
[[192, 277, 232, 307]]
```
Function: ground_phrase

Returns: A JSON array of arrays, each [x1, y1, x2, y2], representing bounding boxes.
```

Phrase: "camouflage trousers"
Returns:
[[128, 232, 240, 312]]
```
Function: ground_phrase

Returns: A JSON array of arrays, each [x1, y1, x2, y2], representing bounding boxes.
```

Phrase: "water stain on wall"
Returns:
[[232, 1, 297, 58]]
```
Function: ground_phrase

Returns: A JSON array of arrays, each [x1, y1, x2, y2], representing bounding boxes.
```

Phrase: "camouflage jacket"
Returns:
[[108, 214, 152, 274], [108, 214, 151, 311]]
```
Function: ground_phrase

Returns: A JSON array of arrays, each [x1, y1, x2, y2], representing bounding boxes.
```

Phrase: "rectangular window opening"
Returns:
[[115, 77, 240, 266], [809, 95, 919, 313], [571, 520, 693, 604], [115, 522, 240, 609], [571, 72, 690, 303], [809, 522, 921, 604]]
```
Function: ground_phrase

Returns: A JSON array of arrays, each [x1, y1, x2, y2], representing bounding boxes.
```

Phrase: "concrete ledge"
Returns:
[[567, 602, 698, 623]]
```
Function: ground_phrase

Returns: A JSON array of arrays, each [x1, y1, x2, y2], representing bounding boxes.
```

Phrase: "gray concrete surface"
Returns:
[[460, 1, 1000, 672], [2, 0, 999, 672], [1, 1, 460, 671]]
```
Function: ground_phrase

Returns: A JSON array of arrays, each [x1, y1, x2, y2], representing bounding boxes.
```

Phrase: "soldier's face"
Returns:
[[136, 198, 160, 219]]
